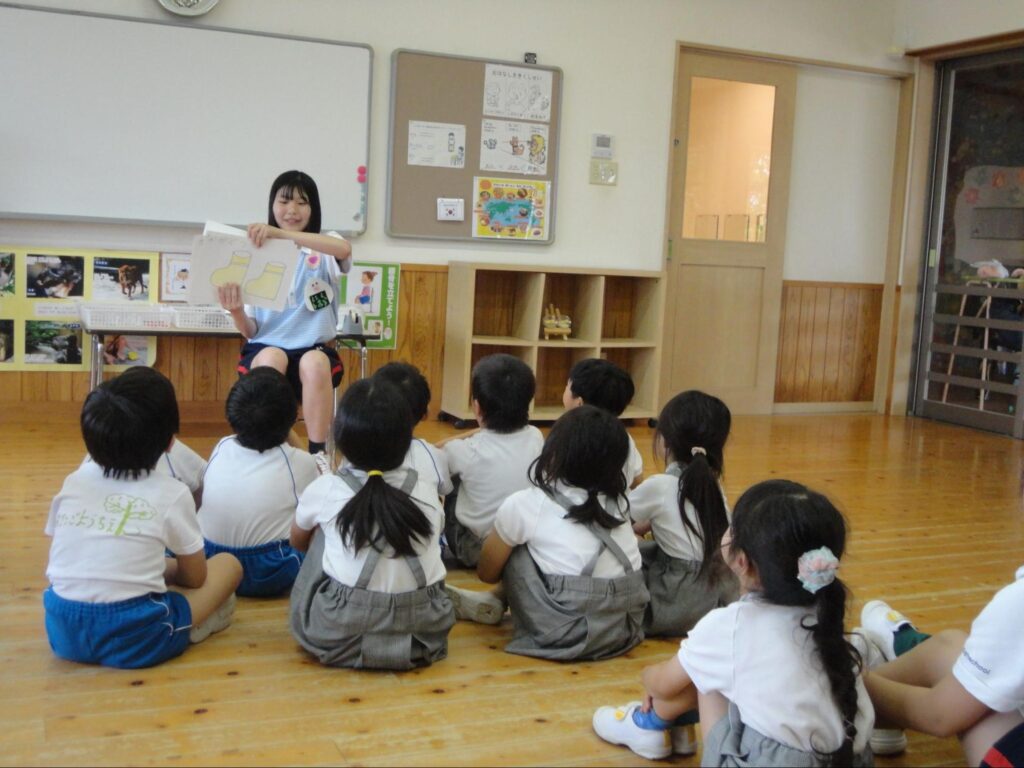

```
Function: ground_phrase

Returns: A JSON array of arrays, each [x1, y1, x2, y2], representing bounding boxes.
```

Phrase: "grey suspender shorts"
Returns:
[[641, 465, 739, 637], [501, 492, 649, 661], [289, 468, 456, 670]]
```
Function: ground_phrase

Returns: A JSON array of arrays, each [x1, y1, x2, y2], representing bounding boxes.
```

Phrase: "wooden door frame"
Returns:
[[659, 42, 915, 415]]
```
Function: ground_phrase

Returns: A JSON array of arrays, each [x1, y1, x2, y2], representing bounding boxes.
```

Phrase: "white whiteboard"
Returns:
[[0, 4, 372, 234]]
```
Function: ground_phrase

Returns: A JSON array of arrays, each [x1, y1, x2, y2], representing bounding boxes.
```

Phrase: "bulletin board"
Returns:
[[0, 3, 371, 235], [386, 49, 562, 243]]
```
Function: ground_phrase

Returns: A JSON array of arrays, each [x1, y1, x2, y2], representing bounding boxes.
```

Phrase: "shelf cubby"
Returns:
[[540, 273, 602, 343], [534, 345, 600, 414], [602, 275, 663, 343], [472, 269, 544, 341]]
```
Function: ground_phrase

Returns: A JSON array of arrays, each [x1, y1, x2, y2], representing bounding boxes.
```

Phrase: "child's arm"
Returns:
[[290, 521, 315, 552], [477, 531, 514, 584], [217, 283, 257, 338], [173, 550, 208, 589], [435, 428, 480, 448], [247, 224, 352, 268], [865, 670, 991, 738]]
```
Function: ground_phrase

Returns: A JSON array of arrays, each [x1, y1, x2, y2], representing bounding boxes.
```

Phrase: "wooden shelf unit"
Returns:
[[441, 262, 664, 425]]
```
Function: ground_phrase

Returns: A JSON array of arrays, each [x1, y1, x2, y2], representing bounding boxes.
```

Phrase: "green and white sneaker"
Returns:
[[592, 702, 672, 760], [860, 600, 914, 662]]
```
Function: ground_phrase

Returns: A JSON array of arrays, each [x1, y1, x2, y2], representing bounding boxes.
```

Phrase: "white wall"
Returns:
[[1, 0, 904, 272], [783, 67, 902, 283], [892, 0, 1024, 51]]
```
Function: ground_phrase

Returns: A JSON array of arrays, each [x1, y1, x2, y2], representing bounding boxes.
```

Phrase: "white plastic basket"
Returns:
[[172, 305, 236, 332], [78, 302, 175, 331]]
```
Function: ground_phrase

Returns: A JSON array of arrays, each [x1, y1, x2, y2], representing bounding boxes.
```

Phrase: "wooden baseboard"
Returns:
[[773, 401, 877, 414]]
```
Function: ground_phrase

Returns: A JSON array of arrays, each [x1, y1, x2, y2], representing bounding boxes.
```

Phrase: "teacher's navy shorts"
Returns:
[[43, 588, 192, 669], [238, 342, 343, 400], [204, 539, 304, 597]]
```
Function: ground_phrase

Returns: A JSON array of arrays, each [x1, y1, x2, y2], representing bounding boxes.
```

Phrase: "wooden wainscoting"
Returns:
[[775, 280, 884, 403], [0, 265, 449, 419]]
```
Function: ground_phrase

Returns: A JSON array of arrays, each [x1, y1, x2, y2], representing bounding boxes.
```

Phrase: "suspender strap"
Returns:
[[338, 467, 427, 589], [548, 490, 635, 576]]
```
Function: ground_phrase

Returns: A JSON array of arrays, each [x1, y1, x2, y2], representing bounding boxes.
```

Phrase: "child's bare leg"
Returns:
[[873, 629, 966, 687], [251, 346, 288, 374], [962, 710, 1024, 766], [298, 350, 333, 445], [169, 553, 242, 625]]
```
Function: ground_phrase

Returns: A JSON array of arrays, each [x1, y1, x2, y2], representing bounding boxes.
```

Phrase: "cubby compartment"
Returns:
[[532, 345, 600, 420], [471, 270, 544, 342], [603, 346, 658, 419], [602, 275, 662, 343], [540, 273, 602, 343]]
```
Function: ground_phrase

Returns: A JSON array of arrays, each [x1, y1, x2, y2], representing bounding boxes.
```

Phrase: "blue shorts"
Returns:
[[204, 539, 303, 597], [43, 588, 192, 669]]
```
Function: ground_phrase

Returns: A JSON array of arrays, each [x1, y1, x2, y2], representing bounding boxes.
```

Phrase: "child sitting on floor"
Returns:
[[289, 378, 455, 670], [563, 357, 643, 485], [372, 361, 453, 501], [593, 479, 874, 764], [44, 369, 242, 669], [476, 406, 649, 661], [199, 368, 320, 597], [629, 390, 738, 637]]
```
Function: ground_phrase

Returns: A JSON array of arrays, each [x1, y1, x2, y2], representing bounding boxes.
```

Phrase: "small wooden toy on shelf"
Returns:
[[542, 303, 572, 340]]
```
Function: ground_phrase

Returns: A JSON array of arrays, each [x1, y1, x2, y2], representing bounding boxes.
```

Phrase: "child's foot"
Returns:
[[312, 451, 332, 476], [444, 584, 504, 625], [592, 702, 672, 760], [860, 600, 914, 661], [189, 593, 236, 644], [671, 723, 698, 756], [870, 727, 908, 756]]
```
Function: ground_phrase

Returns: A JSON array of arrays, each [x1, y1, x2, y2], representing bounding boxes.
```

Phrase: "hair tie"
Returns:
[[367, 470, 384, 477], [797, 546, 839, 594], [690, 446, 707, 457]]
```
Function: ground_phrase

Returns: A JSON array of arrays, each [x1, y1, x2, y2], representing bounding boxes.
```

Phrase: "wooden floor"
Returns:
[[2, 406, 1023, 767]]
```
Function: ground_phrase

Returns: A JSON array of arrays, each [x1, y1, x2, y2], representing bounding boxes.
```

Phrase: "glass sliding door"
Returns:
[[914, 49, 1024, 437]]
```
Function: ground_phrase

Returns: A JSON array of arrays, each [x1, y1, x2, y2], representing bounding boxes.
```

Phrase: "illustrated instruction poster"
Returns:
[[480, 119, 548, 175], [339, 261, 400, 350], [483, 64, 553, 122], [188, 234, 300, 311], [0, 247, 158, 372], [472, 177, 550, 240], [408, 121, 466, 169]]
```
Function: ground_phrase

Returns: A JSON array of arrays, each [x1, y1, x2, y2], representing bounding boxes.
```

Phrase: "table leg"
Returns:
[[89, 333, 104, 391]]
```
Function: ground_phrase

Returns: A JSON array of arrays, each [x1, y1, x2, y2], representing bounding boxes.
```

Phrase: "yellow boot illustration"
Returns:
[[210, 251, 251, 287], [244, 261, 286, 300]]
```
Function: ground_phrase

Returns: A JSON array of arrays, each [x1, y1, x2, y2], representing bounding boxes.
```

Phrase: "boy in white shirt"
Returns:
[[562, 358, 643, 486], [372, 361, 453, 501], [199, 368, 319, 596], [44, 369, 242, 669]]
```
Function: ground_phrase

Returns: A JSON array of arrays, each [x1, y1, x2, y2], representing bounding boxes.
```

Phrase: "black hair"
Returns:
[[373, 361, 430, 422], [567, 358, 635, 416], [81, 366, 179, 480], [657, 390, 731, 581], [226, 368, 297, 452], [268, 170, 322, 233], [470, 353, 534, 432], [728, 480, 861, 767], [333, 378, 432, 557], [531, 405, 629, 529]]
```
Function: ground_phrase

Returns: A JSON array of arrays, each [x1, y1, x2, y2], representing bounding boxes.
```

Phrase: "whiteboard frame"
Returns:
[[0, 2, 373, 236]]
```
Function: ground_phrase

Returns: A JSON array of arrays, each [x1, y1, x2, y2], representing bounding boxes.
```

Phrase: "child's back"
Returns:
[[198, 369, 317, 596]]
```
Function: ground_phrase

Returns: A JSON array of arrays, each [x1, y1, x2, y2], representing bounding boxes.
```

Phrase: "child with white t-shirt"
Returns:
[[562, 357, 643, 485], [440, 353, 543, 567], [861, 572, 1024, 767], [289, 378, 455, 670], [372, 361, 453, 500], [476, 406, 649, 661], [199, 368, 319, 597], [629, 390, 738, 636], [44, 370, 242, 669], [594, 479, 874, 764], [79, 366, 208, 508]]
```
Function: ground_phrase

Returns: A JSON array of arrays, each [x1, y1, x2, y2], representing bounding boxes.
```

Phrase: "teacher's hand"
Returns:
[[217, 282, 243, 312], [248, 223, 278, 247]]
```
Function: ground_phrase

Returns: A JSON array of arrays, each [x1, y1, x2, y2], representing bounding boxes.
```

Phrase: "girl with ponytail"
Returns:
[[594, 479, 874, 765], [629, 390, 739, 636], [475, 405, 649, 661], [288, 378, 454, 670]]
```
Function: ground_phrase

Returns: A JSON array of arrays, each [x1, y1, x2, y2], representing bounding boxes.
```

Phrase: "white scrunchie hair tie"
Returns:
[[797, 546, 839, 594], [690, 446, 707, 457]]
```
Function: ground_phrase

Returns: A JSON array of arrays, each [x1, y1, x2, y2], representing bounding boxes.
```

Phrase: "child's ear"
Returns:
[[471, 398, 484, 423]]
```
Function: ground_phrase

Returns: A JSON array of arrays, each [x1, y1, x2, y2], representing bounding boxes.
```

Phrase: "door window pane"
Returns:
[[682, 77, 775, 242]]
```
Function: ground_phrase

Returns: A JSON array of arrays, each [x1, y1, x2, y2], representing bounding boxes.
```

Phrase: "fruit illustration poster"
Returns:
[[472, 178, 550, 240]]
